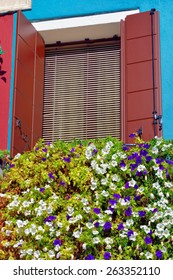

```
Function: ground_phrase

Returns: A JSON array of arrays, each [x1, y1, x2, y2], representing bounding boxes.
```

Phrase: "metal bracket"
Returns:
[[136, 127, 143, 138], [15, 117, 30, 153]]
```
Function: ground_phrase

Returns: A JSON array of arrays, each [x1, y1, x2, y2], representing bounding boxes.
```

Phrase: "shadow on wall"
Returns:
[[0, 48, 7, 83]]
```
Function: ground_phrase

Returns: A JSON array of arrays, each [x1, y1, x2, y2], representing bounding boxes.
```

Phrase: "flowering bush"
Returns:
[[0, 136, 173, 260]]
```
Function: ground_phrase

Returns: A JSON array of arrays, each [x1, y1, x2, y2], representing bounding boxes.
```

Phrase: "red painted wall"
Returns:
[[0, 14, 13, 150]]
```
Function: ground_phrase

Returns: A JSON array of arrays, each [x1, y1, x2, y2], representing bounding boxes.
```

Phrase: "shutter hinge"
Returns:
[[153, 113, 162, 131]]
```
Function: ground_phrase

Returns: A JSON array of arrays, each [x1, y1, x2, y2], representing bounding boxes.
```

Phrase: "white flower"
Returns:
[[101, 178, 108, 185], [137, 165, 146, 172], [120, 166, 127, 171], [106, 245, 112, 250], [35, 235, 42, 240], [24, 210, 31, 216], [81, 198, 88, 205], [56, 252, 61, 259], [109, 183, 116, 190], [152, 146, 158, 154], [16, 220, 24, 228], [24, 228, 30, 235], [57, 222, 63, 228], [86, 222, 94, 229], [92, 230, 99, 235], [5, 230, 12, 236], [22, 201, 30, 207], [101, 190, 109, 197], [73, 230, 82, 238], [47, 206, 53, 214], [145, 251, 153, 259], [82, 243, 87, 250], [26, 249, 33, 255], [14, 153, 21, 159], [48, 250, 55, 258], [111, 160, 118, 167], [93, 237, 100, 244], [104, 237, 113, 244], [67, 206, 74, 216], [156, 169, 163, 179], [83, 206, 90, 213], [129, 179, 136, 187], [165, 182, 172, 188], [150, 193, 155, 199], [125, 219, 134, 227]]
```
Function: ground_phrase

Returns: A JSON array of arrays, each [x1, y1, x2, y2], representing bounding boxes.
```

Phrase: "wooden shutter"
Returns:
[[11, 11, 44, 157], [43, 41, 120, 142], [121, 11, 162, 143]]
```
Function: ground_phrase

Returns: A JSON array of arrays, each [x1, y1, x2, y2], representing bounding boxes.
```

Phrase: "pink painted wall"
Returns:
[[0, 14, 13, 150]]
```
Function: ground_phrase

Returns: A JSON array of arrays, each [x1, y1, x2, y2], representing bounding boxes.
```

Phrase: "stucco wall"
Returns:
[[20, 0, 173, 139], [0, 14, 13, 150]]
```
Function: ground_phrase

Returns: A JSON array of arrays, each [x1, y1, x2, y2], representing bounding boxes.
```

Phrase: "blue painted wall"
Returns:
[[21, 0, 173, 139]]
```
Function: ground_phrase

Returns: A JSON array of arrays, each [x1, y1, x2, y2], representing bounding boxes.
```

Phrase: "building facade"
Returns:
[[0, 0, 172, 156]]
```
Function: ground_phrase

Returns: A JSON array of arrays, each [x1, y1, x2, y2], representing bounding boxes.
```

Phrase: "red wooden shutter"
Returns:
[[11, 11, 44, 157], [121, 11, 162, 143]]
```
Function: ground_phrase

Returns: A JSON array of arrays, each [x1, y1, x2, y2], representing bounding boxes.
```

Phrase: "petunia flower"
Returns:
[[39, 188, 45, 193], [138, 210, 146, 217], [104, 252, 111, 260], [104, 222, 112, 231], [127, 230, 134, 238], [129, 133, 136, 138], [53, 239, 62, 246], [85, 254, 95, 260], [93, 208, 101, 214], [44, 216, 56, 223], [125, 207, 132, 217], [48, 172, 55, 180], [63, 156, 71, 163], [118, 223, 124, 231], [155, 250, 163, 259], [144, 236, 152, 245]]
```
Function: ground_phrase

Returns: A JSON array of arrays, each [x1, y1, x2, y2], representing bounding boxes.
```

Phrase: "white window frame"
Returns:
[[0, 0, 31, 13]]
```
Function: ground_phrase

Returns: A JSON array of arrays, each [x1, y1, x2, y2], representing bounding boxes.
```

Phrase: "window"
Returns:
[[11, 10, 162, 157]]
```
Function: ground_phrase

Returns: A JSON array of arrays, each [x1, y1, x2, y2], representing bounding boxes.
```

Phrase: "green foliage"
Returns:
[[0, 136, 173, 260]]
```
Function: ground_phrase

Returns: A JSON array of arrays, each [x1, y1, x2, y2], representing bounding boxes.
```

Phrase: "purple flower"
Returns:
[[146, 156, 152, 162], [155, 158, 164, 164], [118, 222, 124, 231], [60, 181, 66, 186], [125, 207, 132, 217], [129, 133, 136, 138], [134, 194, 141, 201], [124, 182, 130, 189], [66, 215, 71, 221], [166, 159, 173, 164], [63, 156, 71, 163], [109, 199, 117, 205], [93, 208, 101, 214], [127, 230, 134, 238], [9, 164, 15, 168], [159, 164, 164, 170], [140, 150, 148, 156], [92, 149, 98, 156], [134, 184, 138, 189], [44, 215, 56, 223], [53, 239, 62, 246], [138, 210, 146, 217], [85, 254, 95, 260], [42, 148, 47, 153], [143, 143, 150, 149], [144, 236, 152, 245], [124, 196, 131, 202], [40, 188, 45, 193], [104, 252, 111, 260], [152, 208, 158, 213], [42, 157, 46, 162], [104, 222, 112, 231], [123, 145, 129, 151], [155, 250, 162, 259], [113, 193, 121, 200], [94, 222, 100, 228], [136, 156, 142, 165], [136, 171, 143, 177], [130, 163, 138, 171], [70, 148, 75, 153], [120, 160, 126, 168], [48, 172, 55, 180], [128, 152, 138, 160]]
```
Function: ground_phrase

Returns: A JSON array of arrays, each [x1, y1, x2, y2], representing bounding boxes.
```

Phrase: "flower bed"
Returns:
[[0, 136, 173, 260]]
